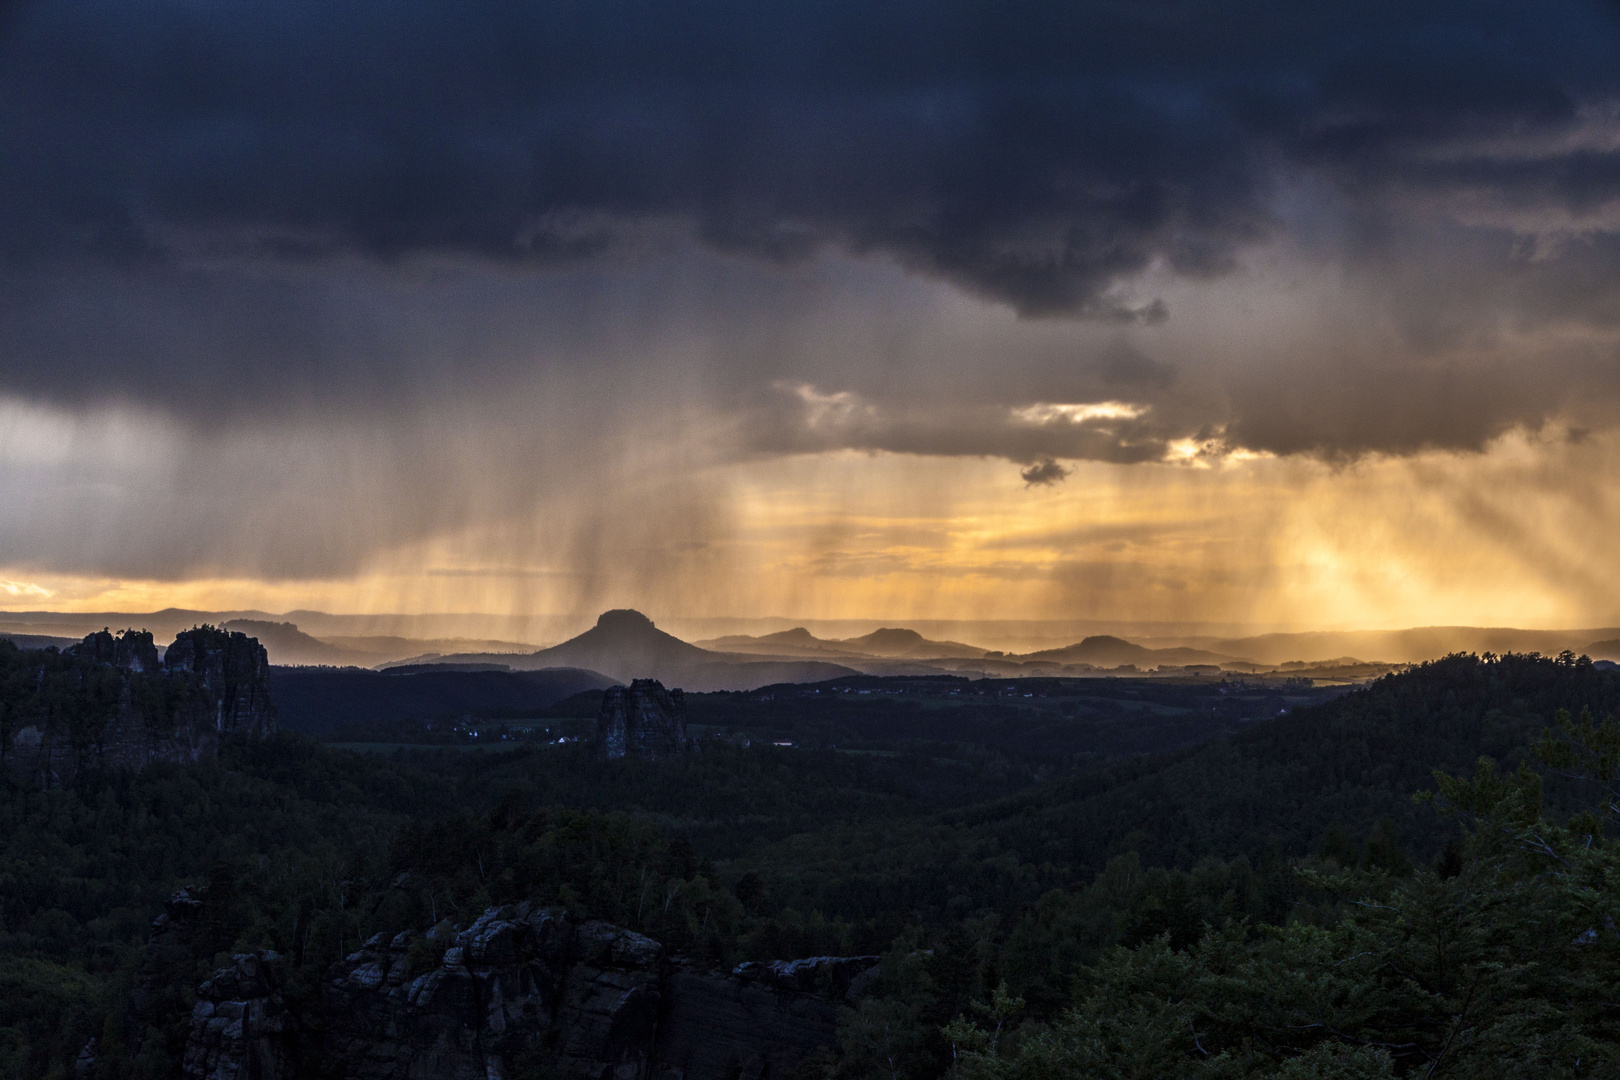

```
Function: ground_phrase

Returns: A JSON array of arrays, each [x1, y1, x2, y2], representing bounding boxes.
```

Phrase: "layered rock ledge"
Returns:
[[171, 896, 879, 1080]]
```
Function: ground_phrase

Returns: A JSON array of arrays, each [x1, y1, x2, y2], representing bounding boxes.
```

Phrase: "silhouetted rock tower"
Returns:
[[164, 626, 276, 736], [73, 628, 162, 672], [5, 626, 276, 785], [595, 679, 691, 760]]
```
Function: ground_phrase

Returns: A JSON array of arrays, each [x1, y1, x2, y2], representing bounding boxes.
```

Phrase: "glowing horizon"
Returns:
[[6, 428, 1620, 636], [4, 3, 1620, 636]]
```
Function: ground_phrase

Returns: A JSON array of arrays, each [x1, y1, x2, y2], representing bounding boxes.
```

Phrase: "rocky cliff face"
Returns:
[[73, 628, 163, 672], [167, 895, 876, 1080], [4, 626, 275, 784], [596, 679, 692, 761], [163, 626, 276, 739], [183, 950, 293, 1080]]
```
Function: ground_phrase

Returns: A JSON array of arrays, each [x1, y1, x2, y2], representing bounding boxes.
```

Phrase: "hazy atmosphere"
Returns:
[[5, 0, 1620, 631]]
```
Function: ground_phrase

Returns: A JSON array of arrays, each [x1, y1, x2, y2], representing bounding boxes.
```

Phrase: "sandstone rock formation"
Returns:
[[72, 627, 162, 672], [166, 893, 878, 1080], [164, 626, 277, 737], [4, 626, 275, 784], [317, 907, 665, 1080], [183, 950, 293, 1080], [596, 679, 692, 760], [131, 886, 211, 1034], [658, 955, 879, 1080]]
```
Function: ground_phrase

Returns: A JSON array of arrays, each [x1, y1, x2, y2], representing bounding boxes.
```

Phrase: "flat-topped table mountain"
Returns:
[[407, 610, 861, 690]]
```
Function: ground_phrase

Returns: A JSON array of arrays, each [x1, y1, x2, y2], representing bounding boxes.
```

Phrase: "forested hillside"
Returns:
[[267, 665, 614, 735], [754, 652, 1615, 925], [2, 653, 1617, 1077]]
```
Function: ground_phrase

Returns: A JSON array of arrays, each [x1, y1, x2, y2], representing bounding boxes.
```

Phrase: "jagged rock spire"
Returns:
[[595, 679, 690, 760]]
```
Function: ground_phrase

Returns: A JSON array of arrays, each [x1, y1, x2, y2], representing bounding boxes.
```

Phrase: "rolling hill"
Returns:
[[1015, 634, 1240, 668], [697, 625, 987, 660]]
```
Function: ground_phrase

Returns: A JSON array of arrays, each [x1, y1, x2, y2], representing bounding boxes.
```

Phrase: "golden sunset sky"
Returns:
[[3, 1, 1620, 636]]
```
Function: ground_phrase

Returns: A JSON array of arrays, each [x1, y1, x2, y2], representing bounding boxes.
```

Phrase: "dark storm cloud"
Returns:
[[0, 0, 1269, 322], [3, 1, 1618, 307], [1019, 459, 1071, 486], [1095, 342, 1176, 390], [2, 0, 1620, 467]]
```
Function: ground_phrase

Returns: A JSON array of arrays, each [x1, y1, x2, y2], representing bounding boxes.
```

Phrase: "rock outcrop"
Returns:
[[129, 885, 210, 1054], [163, 626, 276, 738], [596, 679, 692, 761], [657, 955, 879, 1080], [183, 951, 294, 1080], [317, 907, 665, 1080], [73, 627, 163, 672], [3, 626, 275, 784], [170, 896, 877, 1080]]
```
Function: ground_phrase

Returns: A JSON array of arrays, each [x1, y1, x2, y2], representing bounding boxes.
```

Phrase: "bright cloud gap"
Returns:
[[1012, 401, 1149, 426]]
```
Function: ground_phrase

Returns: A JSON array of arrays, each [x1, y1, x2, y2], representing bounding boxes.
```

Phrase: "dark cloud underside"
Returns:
[[3, 1, 1617, 293], [0, 0, 1618, 461]]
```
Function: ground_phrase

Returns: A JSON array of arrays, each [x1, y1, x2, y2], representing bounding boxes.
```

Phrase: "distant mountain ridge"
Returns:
[[9, 608, 1619, 689], [224, 619, 540, 668], [697, 625, 987, 659], [2, 608, 1403, 689], [224, 620, 360, 666], [422, 610, 864, 691], [1018, 634, 1241, 668], [699, 627, 1238, 670], [417, 610, 1293, 689], [1161, 626, 1620, 666], [0, 609, 551, 666], [0, 632, 79, 651], [839, 628, 986, 658]]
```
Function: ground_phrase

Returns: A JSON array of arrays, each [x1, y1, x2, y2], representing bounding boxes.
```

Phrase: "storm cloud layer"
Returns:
[[7, 0, 1613, 287], [1, 3, 1618, 431], [5, 0, 1620, 608]]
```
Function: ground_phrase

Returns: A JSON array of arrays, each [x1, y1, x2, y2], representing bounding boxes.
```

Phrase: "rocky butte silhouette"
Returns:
[[390, 609, 862, 690], [529, 609, 712, 681]]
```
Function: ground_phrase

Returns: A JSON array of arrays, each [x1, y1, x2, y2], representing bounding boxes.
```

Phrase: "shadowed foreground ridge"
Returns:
[[162, 886, 876, 1080]]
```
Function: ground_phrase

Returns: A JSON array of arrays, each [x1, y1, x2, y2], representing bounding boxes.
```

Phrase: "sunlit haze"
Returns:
[[4, 1, 1620, 640]]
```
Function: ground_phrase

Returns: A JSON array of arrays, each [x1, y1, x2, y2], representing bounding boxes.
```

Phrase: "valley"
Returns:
[[0, 625, 1615, 1077]]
